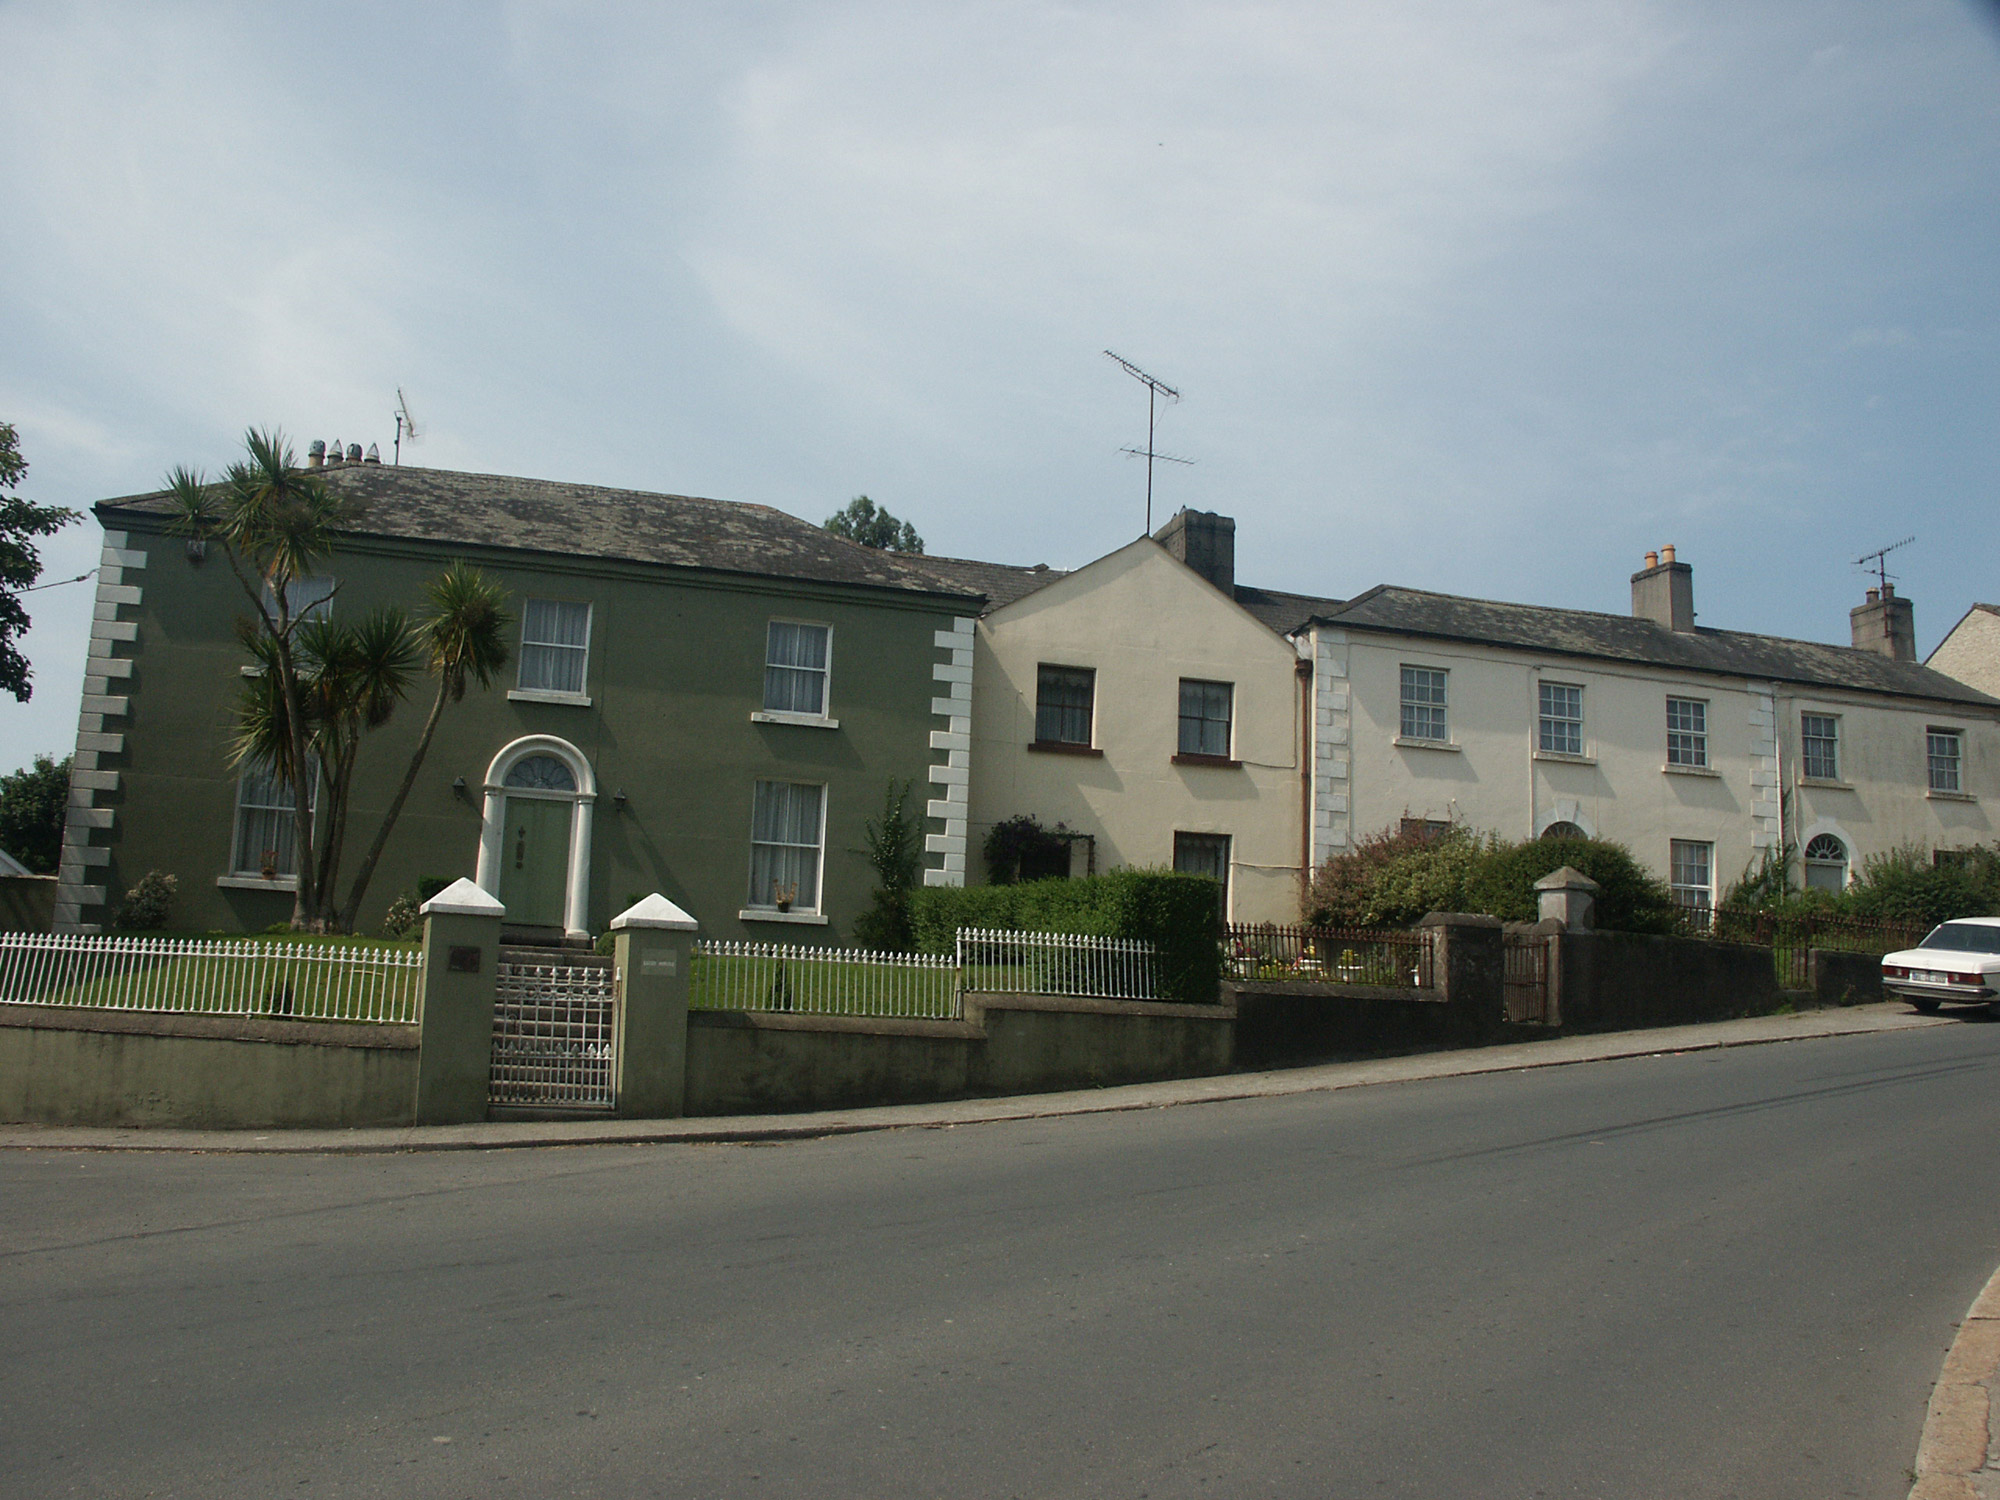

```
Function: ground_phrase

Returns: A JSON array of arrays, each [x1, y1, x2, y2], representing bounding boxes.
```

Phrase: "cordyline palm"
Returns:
[[170, 428, 352, 927], [337, 564, 510, 933], [231, 610, 418, 926]]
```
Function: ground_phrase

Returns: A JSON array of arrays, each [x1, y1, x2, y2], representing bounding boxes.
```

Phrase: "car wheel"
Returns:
[[1911, 996, 1942, 1013]]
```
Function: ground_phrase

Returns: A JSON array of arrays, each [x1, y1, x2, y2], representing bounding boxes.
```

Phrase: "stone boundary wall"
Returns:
[[0, 1003, 419, 1129], [686, 991, 1235, 1117], [1232, 912, 1889, 1069], [0, 874, 56, 933]]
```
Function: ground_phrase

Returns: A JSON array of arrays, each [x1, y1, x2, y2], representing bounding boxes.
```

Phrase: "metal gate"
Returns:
[[489, 948, 617, 1109], [1502, 934, 1552, 1025]]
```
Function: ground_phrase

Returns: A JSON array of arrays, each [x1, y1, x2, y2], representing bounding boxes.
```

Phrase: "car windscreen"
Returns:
[[1917, 923, 2000, 952]]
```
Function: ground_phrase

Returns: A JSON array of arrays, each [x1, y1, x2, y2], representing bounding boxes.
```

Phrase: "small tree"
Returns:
[[853, 780, 920, 951], [0, 753, 71, 874], [168, 429, 356, 927], [336, 563, 511, 932], [824, 495, 924, 553], [0, 422, 82, 703], [111, 871, 178, 931]]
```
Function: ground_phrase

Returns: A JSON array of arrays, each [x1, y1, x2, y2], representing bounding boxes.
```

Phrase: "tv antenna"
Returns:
[[1854, 535, 1915, 593], [392, 387, 420, 466], [1103, 350, 1192, 533]]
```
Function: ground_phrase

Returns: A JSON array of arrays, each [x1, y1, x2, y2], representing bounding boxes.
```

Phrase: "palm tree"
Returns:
[[169, 429, 354, 927], [337, 564, 511, 933]]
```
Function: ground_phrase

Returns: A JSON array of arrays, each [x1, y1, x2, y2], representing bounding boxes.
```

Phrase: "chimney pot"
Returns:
[[346, 443, 362, 462], [364, 443, 380, 464], [1644, 550, 1658, 569], [307, 439, 325, 469], [327, 440, 342, 466], [1661, 543, 1677, 565]]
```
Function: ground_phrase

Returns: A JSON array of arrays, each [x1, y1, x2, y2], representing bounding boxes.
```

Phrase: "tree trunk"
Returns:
[[337, 682, 450, 934], [271, 631, 318, 928]]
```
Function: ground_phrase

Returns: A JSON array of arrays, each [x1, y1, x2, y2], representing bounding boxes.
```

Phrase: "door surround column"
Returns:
[[475, 734, 598, 939]]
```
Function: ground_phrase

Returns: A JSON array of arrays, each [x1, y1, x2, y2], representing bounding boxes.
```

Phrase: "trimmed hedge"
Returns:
[[910, 869, 1222, 1003], [1465, 837, 1678, 934]]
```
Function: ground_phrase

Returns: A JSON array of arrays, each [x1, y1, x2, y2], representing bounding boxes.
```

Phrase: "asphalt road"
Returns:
[[7, 1022, 2000, 1500]]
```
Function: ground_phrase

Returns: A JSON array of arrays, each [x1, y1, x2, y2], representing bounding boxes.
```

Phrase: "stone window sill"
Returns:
[[1799, 776, 1852, 790], [1393, 736, 1460, 752], [1171, 753, 1241, 769], [1533, 750, 1596, 766], [738, 908, 830, 925], [1928, 789, 1977, 803], [216, 874, 298, 893], [1029, 741, 1103, 758], [1662, 763, 1720, 778], [751, 711, 840, 730], [508, 688, 592, 708]]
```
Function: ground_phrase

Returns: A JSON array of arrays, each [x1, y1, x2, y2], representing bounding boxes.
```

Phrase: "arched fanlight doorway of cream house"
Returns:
[[475, 735, 596, 940]]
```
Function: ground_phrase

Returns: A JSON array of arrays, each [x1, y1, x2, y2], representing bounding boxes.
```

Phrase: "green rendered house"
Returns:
[[54, 456, 1028, 941]]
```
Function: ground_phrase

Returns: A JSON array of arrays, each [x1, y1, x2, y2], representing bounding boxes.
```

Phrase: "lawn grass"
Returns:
[[689, 952, 960, 1019]]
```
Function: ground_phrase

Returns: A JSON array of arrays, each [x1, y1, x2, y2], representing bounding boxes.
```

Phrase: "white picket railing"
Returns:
[[0, 932, 423, 1025], [956, 926, 1158, 1002], [691, 940, 961, 1019]]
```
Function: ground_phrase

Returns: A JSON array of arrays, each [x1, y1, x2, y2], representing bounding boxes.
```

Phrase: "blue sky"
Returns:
[[4, 0, 1998, 770]]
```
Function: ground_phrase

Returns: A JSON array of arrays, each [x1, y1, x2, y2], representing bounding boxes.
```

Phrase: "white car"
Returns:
[[1881, 916, 2000, 1012]]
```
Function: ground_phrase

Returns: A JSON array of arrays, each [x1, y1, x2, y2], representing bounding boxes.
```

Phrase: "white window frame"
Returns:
[[510, 598, 593, 706], [1928, 727, 1965, 795], [1399, 666, 1449, 745], [1538, 682, 1584, 757], [741, 779, 829, 924], [221, 759, 317, 891], [1669, 839, 1714, 920], [1666, 697, 1708, 768], [1800, 713, 1840, 782], [753, 620, 839, 728]]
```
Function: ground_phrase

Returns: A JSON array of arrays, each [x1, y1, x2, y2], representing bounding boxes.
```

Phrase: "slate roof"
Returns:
[[1232, 584, 1344, 636], [903, 553, 1065, 610], [97, 464, 1006, 603], [1309, 584, 2000, 708]]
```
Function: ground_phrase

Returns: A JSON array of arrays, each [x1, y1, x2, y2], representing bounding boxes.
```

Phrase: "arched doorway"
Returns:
[[474, 735, 596, 939], [1804, 832, 1849, 893]]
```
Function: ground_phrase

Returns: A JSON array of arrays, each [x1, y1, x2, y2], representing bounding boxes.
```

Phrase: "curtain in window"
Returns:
[[519, 600, 590, 694], [764, 623, 829, 715], [234, 763, 300, 877], [748, 781, 823, 908]]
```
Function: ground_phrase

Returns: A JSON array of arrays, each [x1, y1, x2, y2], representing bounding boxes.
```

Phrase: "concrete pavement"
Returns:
[[0, 998, 1952, 1154]]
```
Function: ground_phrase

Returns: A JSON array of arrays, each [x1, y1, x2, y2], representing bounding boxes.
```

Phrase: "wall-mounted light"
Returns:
[[185, 537, 206, 565], [451, 776, 468, 802], [613, 788, 629, 811]]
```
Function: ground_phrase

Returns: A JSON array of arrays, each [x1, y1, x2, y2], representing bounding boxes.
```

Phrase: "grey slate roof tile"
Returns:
[[97, 464, 1025, 603], [1314, 584, 2000, 707]]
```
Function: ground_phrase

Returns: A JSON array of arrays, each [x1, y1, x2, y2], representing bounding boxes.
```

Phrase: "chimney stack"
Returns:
[[1631, 545, 1695, 632], [1152, 508, 1236, 594], [1850, 580, 1917, 661]]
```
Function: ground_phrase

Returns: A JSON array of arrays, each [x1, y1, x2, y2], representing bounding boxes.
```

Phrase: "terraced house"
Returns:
[[54, 455, 1022, 940]]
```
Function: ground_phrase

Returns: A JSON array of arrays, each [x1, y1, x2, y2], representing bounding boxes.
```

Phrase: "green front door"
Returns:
[[499, 796, 571, 928]]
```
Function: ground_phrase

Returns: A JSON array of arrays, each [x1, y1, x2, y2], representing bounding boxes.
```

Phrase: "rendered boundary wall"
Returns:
[[1232, 913, 1887, 1069], [0, 875, 56, 934], [685, 991, 1234, 1117], [0, 1005, 419, 1129]]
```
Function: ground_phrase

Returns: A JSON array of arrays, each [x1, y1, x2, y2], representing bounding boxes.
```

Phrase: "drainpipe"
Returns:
[[1296, 651, 1315, 903]]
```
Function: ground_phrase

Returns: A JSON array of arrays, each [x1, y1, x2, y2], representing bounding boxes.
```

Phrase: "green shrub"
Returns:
[[1467, 837, 1678, 934], [983, 814, 1073, 884], [910, 869, 1222, 1003], [112, 870, 178, 931], [1844, 843, 1995, 926], [1305, 824, 1476, 927], [853, 780, 921, 951], [380, 892, 422, 940]]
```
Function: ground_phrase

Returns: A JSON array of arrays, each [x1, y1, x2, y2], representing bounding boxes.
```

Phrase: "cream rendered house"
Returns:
[[1298, 553, 2000, 911], [964, 528, 1305, 922]]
